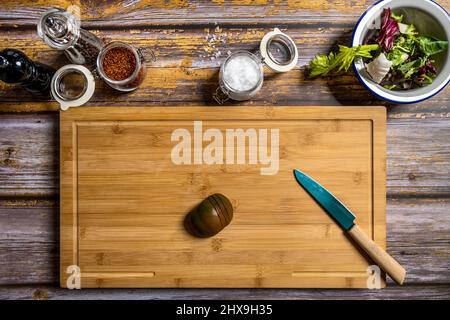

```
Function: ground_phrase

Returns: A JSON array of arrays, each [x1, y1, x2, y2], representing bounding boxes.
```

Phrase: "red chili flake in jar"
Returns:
[[102, 47, 137, 81]]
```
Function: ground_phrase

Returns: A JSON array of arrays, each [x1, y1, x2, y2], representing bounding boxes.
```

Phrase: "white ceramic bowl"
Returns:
[[352, 0, 450, 104]]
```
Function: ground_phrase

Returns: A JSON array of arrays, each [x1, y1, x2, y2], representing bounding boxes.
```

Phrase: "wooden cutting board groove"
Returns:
[[60, 106, 386, 288]]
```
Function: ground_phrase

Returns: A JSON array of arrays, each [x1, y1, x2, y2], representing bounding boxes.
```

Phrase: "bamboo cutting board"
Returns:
[[60, 106, 386, 288]]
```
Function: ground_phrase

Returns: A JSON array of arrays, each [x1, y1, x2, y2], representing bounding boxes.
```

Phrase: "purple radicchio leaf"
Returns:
[[427, 61, 437, 74], [418, 60, 437, 75], [377, 8, 400, 51]]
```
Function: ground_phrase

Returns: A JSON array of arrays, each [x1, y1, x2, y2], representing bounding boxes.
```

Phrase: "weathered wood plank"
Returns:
[[0, 200, 58, 285], [1, 102, 450, 115], [1, 113, 449, 198], [387, 118, 450, 198], [0, 113, 58, 198], [0, 198, 448, 285], [0, 26, 371, 104], [387, 199, 450, 284], [0, 284, 449, 300], [2, 0, 448, 28], [0, 28, 449, 108]]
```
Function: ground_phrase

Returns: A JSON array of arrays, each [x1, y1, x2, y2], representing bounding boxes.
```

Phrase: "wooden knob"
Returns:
[[184, 193, 233, 238]]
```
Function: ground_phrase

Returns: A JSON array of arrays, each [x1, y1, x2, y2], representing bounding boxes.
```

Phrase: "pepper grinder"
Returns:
[[37, 7, 104, 68], [0, 48, 55, 97]]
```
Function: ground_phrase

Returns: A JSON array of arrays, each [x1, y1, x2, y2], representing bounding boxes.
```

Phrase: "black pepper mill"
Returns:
[[0, 49, 55, 97]]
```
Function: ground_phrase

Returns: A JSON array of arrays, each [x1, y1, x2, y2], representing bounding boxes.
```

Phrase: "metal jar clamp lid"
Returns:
[[214, 28, 298, 104], [51, 64, 95, 110], [260, 28, 298, 73]]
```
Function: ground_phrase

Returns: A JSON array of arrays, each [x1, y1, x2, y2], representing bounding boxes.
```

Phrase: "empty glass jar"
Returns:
[[37, 8, 104, 68], [51, 64, 95, 110], [214, 28, 298, 103]]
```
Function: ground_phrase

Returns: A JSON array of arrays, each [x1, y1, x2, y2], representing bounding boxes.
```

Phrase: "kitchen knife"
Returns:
[[293, 169, 406, 285]]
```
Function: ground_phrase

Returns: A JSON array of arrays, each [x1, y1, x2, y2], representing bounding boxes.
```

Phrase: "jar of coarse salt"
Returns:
[[214, 28, 298, 103]]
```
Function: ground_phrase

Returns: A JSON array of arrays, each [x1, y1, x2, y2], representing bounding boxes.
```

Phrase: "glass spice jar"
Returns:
[[214, 28, 298, 103], [37, 8, 104, 68], [97, 41, 152, 92], [51, 64, 95, 110]]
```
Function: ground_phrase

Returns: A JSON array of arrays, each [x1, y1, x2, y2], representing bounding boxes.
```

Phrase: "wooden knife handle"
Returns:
[[348, 224, 406, 285]]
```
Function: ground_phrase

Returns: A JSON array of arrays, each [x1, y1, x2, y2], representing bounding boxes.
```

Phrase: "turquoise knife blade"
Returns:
[[293, 169, 355, 230], [293, 168, 407, 285]]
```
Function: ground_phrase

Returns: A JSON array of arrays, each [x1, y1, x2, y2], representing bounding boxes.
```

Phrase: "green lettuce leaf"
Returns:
[[308, 44, 380, 78], [397, 57, 427, 78], [386, 47, 409, 67], [419, 73, 435, 85], [404, 24, 418, 35], [308, 52, 337, 78], [390, 11, 403, 23], [416, 36, 448, 56], [383, 84, 398, 90], [393, 35, 417, 54]]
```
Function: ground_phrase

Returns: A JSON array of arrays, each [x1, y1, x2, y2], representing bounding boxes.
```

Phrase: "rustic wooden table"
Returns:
[[0, 0, 449, 300]]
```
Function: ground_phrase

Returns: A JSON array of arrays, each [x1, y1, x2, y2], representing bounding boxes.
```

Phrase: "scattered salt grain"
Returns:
[[202, 26, 227, 61]]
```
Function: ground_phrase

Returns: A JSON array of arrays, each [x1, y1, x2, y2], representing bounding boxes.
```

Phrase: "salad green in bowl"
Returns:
[[351, 0, 450, 103], [363, 7, 447, 90]]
